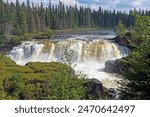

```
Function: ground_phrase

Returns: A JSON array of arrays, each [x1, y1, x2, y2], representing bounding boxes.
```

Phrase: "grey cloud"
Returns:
[[4, 0, 150, 11]]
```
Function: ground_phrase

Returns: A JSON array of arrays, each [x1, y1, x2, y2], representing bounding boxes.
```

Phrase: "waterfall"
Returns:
[[7, 37, 129, 88], [7, 39, 129, 65]]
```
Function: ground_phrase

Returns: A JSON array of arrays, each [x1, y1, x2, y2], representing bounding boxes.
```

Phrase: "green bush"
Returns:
[[114, 20, 126, 38], [33, 30, 53, 39]]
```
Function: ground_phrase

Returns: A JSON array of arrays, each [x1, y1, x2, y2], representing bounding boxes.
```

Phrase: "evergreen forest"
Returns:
[[0, 0, 150, 48]]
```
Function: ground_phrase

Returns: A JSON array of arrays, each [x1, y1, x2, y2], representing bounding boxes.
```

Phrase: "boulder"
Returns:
[[85, 78, 105, 99], [104, 59, 128, 74], [114, 36, 128, 47], [104, 60, 118, 73], [84, 78, 118, 99]]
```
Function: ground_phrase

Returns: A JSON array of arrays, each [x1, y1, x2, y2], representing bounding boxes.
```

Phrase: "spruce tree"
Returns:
[[27, 0, 35, 33], [0, 0, 4, 46], [14, 0, 26, 35]]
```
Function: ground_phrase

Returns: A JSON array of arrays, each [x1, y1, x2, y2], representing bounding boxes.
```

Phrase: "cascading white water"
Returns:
[[7, 35, 129, 88], [8, 40, 128, 65]]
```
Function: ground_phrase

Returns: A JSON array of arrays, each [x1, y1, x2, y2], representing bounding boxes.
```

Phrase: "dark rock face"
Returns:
[[104, 59, 128, 74], [85, 78, 105, 99], [84, 78, 117, 99], [108, 88, 117, 98], [114, 36, 128, 47], [104, 60, 118, 73]]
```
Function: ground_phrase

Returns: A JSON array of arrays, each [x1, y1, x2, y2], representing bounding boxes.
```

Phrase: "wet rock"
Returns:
[[85, 78, 105, 99], [104, 59, 128, 74], [108, 88, 117, 98], [114, 36, 129, 47], [104, 60, 118, 73], [84, 78, 118, 99], [114, 32, 132, 48]]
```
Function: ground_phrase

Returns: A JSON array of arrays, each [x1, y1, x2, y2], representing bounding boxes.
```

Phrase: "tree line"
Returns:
[[0, 0, 150, 47]]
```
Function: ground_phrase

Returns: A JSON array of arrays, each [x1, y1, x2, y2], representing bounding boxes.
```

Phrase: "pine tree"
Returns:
[[58, 2, 66, 29], [79, 7, 84, 27], [14, 0, 26, 35], [26, 0, 35, 33], [45, 3, 51, 28], [32, 4, 40, 32], [0, 0, 4, 46]]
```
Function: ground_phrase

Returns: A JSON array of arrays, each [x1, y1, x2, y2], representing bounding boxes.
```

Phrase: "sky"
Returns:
[[4, 0, 150, 11]]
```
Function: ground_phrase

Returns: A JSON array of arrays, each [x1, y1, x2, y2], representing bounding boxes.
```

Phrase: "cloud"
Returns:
[[59, 0, 77, 5], [4, 0, 150, 11], [81, 0, 150, 11], [131, 0, 142, 7], [129, 0, 150, 10]]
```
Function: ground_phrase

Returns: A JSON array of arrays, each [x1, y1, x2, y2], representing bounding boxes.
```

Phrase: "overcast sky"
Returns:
[[4, 0, 150, 11]]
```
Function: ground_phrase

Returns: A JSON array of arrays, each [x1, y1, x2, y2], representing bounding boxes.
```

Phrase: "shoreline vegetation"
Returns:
[[0, 0, 150, 100], [112, 14, 150, 99]]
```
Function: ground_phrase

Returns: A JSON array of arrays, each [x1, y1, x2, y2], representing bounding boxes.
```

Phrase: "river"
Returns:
[[7, 30, 129, 89]]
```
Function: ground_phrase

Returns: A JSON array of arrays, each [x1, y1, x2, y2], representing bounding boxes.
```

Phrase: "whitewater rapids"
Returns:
[[7, 35, 129, 88]]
